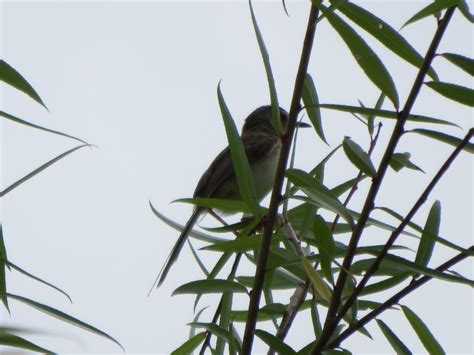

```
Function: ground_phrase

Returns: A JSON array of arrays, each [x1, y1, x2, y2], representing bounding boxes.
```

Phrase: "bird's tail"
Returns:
[[148, 207, 203, 295]]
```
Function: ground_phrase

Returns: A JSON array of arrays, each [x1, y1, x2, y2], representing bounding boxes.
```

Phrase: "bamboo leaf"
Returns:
[[0, 332, 52, 353], [439, 53, 474, 76], [401, 306, 444, 354], [425, 81, 474, 107], [415, 201, 441, 267], [255, 329, 297, 355], [0, 144, 90, 197], [0, 111, 87, 144], [338, 2, 438, 80], [301, 257, 332, 302], [402, 0, 459, 28], [0, 60, 47, 109], [376, 319, 412, 354], [302, 73, 327, 144], [171, 332, 206, 355], [410, 128, 474, 153], [313, 215, 335, 284], [313, 2, 399, 108], [217, 82, 260, 215], [343, 137, 376, 177], [173, 279, 247, 296]]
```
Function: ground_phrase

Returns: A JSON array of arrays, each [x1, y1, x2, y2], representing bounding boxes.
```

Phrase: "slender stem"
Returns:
[[241, 5, 320, 353], [331, 127, 474, 331], [312, 7, 457, 353], [328, 245, 474, 348]]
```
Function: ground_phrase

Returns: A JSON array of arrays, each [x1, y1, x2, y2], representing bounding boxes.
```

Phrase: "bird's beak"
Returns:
[[296, 121, 311, 128]]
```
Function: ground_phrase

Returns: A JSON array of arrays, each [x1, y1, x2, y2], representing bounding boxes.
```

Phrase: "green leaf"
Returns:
[[343, 137, 376, 177], [0, 226, 9, 312], [401, 306, 444, 354], [149, 201, 226, 244], [254, 329, 297, 355], [313, 215, 336, 284], [0, 60, 47, 109], [313, 2, 399, 108], [217, 82, 260, 215], [217, 293, 233, 354], [0, 111, 88, 144], [302, 73, 327, 144], [249, 0, 282, 134], [287, 169, 354, 225], [367, 93, 385, 135], [0, 331, 52, 353], [173, 279, 247, 296], [171, 332, 206, 355], [359, 273, 410, 296], [439, 53, 474, 76], [202, 234, 281, 253], [311, 300, 323, 338], [301, 257, 332, 302], [331, 177, 366, 198], [459, 0, 474, 22], [0, 144, 90, 198], [188, 322, 234, 344], [3, 293, 123, 351], [317, 104, 458, 127], [187, 240, 209, 277], [410, 128, 474, 153], [425, 81, 474, 107], [415, 201, 441, 267], [338, 2, 438, 80], [389, 152, 424, 173], [376, 319, 412, 354], [402, 0, 459, 28], [173, 197, 251, 214], [189, 306, 208, 338], [260, 303, 286, 315]]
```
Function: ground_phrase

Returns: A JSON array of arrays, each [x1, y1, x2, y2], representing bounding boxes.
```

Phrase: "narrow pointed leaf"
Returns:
[[313, 2, 399, 108], [343, 137, 376, 177], [439, 53, 474, 76], [367, 93, 385, 135], [425, 81, 474, 107], [389, 152, 424, 173], [459, 0, 474, 22], [0, 332, 52, 353], [171, 332, 206, 355], [0, 144, 89, 197], [3, 293, 123, 350], [255, 329, 297, 355], [173, 279, 247, 296], [0, 60, 47, 109], [401, 306, 444, 354], [338, 2, 438, 80], [410, 128, 474, 153], [189, 307, 209, 338], [313, 215, 335, 284], [301, 257, 332, 302], [0, 111, 87, 144], [402, 0, 459, 28], [415, 201, 441, 267], [188, 322, 233, 344], [317, 104, 458, 127], [217, 83, 260, 215], [202, 234, 282, 253], [187, 240, 209, 277], [173, 197, 250, 214], [249, 0, 282, 134], [0, 226, 9, 312], [302, 73, 327, 143], [376, 319, 412, 354], [360, 273, 410, 296], [311, 300, 323, 337]]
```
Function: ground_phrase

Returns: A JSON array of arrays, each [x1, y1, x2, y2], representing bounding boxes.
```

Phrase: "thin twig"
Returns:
[[313, 7, 457, 353], [328, 245, 474, 349], [241, 4, 320, 353]]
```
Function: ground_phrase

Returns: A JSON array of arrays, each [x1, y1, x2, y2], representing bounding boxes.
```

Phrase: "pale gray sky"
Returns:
[[1, 0, 473, 353]]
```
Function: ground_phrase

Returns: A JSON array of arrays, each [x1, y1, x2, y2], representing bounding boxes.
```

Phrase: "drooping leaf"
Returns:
[[401, 306, 444, 354], [459, 0, 474, 22], [171, 332, 206, 355], [301, 257, 332, 302], [249, 0, 282, 134], [439, 53, 474, 76], [0, 144, 90, 197], [3, 293, 123, 351], [343, 137, 376, 177], [217, 83, 260, 215], [359, 273, 410, 296], [425, 81, 474, 107], [0, 226, 9, 312], [0, 111, 87, 144], [254, 329, 297, 355], [402, 0, 459, 28], [376, 319, 412, 354], [0, 332, 52, 353], [302, 73, 327, 144], [0, 60, 47, 109], [312, 215, 336, 284], [415, 201, 441, 268], [338, 2, 438, 80], [410, 128, 474, 153], [188, 322, 234, 345], [389, 152, 424, 173], [173, 197, 250, 214], [189, 306, 208, 338], [187, 240, 209, 277], [313, 2, 399, 108], [173, 279, 247, 296], [317, 104, 458, 127]]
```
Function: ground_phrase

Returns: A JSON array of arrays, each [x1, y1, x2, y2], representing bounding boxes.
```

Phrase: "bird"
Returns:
[[153, 105, 309, 289]]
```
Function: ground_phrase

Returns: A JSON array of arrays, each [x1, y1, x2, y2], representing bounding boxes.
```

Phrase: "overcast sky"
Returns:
[[1, 0, 473, 353]]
